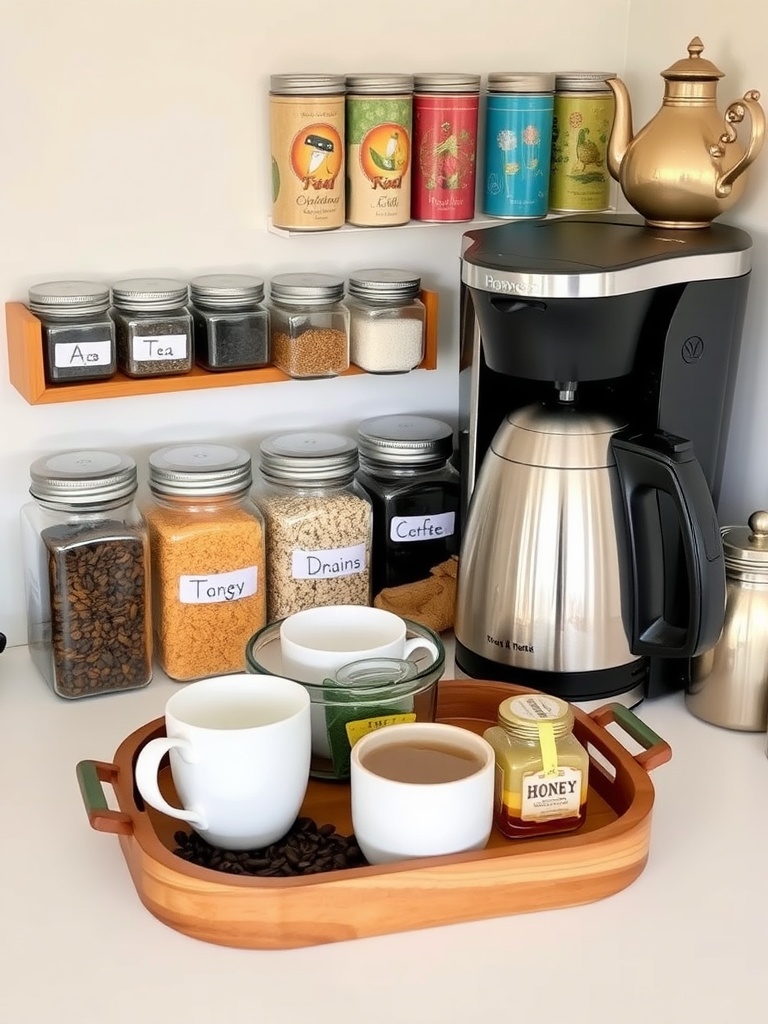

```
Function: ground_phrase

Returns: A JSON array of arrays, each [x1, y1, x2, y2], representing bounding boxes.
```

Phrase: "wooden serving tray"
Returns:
[[77, 680, 671, 949]]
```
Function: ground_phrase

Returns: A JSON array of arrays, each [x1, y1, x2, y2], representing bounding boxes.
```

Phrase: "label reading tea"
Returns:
[[390, 511, 456, 543], [179, 566, 258, 604], [520, 766, 582, 821], [131, 335, 188, 362], [291, 542, 367, 580], [54, 340, 113, 368]]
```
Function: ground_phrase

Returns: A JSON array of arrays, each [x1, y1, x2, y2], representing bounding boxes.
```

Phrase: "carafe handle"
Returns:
[[610, 429, 725, 658]]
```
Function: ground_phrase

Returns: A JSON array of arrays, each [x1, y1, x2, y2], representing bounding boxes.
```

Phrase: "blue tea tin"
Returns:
[[483, 72, 555, 219]]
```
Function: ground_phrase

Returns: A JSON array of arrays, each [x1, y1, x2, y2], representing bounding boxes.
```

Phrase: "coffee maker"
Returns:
[[455, 213, 752, 704]]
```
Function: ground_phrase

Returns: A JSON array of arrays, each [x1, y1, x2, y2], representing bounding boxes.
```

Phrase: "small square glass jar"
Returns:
[[189, 273, 271, 371], [28, 280, 116, 384], [268, 273, 349, 379], [111, 277, 193, 377], [345, 269, 425, 373]]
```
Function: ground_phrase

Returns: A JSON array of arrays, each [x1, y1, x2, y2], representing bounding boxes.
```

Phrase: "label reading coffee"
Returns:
[[389, 511, 456, 543], [291, 542, 367, 579], [346, 96, 412, 226], [179, 566, 258, 604], [131, 335, 188, 362], [520, 766, 582, 821], [54, 340, 113, 368]]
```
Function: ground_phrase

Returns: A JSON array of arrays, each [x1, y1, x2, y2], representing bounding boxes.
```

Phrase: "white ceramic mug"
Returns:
[[280, 605, 439, 684], [350, 721, 495, 865], [134, 674, 311, 850]]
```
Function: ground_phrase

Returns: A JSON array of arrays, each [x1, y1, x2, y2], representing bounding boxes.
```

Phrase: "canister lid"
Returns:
[[555, 72, 616, 92], [498, 693, 574, 739], [148, 444, 252, 496], [270, 74, 346, 95], [487, 72, 555, 93], [28, 280, 110, 317], [721, 511, 768, 577], [111, 278, 189, 312], [413, 73, 481, 94], [348, 268, 421, 302], [269, 273, 344, 305], [259, 431, 358, 485], [29, 450, 137, 509], [345, 73, 414, 94], [333, 657, 418, 688], [189, 274, 265, 308], [357, 414, 454, 467]]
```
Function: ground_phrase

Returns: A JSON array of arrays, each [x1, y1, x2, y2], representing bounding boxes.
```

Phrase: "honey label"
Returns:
[[346, 96, 412, 226], [520, 766, 582, 821]]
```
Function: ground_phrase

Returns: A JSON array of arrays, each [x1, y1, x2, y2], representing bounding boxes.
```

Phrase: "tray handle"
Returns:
[[76, 759, 134, 836], [589, 703, 672, 773]]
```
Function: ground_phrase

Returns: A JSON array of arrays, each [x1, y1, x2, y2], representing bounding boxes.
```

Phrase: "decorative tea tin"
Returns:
[[549, 72, 615, 212]]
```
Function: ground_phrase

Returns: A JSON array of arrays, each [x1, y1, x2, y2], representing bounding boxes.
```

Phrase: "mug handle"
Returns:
[[403, 637, 439, 664], [133, 736, 207, 829]]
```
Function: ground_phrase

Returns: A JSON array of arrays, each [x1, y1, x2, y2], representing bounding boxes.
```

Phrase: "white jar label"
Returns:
[[390, 511, 455, 543], [291, 542, 367, 579], [131, 335, 188, 361], [521, 766, 582, 822], [178, 566, 258, 604], [53, 340, 113, 368]]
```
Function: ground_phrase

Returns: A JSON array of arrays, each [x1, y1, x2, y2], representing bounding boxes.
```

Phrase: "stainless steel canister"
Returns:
[[687, 511, 768, 731]]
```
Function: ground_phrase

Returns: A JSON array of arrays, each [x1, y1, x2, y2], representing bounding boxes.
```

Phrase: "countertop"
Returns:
[[2, 642, 767, 1024]]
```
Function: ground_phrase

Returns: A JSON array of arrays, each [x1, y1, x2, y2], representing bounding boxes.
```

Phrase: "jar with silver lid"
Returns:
[[346, 269, 425, 374], [253, 432, 372, 620], [20, 450, 152, 698], [189, 274, 270, 371], [355, 414, 460, 595], [111, 277, 193, 377], [269, 273, 349, 379], [549, 72, 615, 213], [28, 280, 116, 384]]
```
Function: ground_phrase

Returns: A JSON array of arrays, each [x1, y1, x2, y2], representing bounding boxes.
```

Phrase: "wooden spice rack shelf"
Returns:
[[5, 290, 439, 405]]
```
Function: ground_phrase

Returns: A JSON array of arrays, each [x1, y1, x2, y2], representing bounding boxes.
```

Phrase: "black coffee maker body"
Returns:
[[456, 213, 752, 704]]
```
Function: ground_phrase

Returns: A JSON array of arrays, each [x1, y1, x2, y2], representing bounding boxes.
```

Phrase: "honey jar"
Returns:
[[483, 693, 589, 838]]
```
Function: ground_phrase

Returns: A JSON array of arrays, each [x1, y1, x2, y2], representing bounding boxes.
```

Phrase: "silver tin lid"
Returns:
[[722, 512, 768, 580], [270, 74, 345, 95], [357, 415, 454, 467], [333, 656, 418, 688], [148, 443, 252, 497], [487, 72, 555, 93], [259, 432, 358, 485], [345, 73, 414, 94], [111, 278, 189, 312], [413, 73, 481, 94], [555, 72, 616, 93], [29, 450, 137, 510], [28, 281, 110, 318], [348, 269, 421, 302], [189, 274, 265, 309], [270, 272, 344, 305]]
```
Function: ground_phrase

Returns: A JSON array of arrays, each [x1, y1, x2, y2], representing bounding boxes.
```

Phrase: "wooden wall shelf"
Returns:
[[6, 290, 438, 405]]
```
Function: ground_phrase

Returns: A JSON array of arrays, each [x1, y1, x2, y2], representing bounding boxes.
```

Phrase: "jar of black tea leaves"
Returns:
[[111, 277, 193, 377], [20, 450, 153, 698], [28, 280, 116, 384], [189, 274, 271, 371]]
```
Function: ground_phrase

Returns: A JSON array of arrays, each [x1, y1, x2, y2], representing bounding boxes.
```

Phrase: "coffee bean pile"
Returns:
[[173, 816, 367, 876]]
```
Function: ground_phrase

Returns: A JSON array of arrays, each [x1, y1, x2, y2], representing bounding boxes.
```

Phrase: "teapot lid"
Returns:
[[662, 37, 724, 81], [722, 511, 768, 575]]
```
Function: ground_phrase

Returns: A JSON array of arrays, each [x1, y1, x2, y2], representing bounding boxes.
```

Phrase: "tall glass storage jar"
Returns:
[[254, 432, 373, 621], [355, 415, 460, 596], [20, 450, 152, 698], [346, 269, 425, 374], [269, 273, 349, 378], [111, 277, 193, 378], [189, 273, 271, 371], [143, 444, 267, 682], [28, 280, 116, 384]]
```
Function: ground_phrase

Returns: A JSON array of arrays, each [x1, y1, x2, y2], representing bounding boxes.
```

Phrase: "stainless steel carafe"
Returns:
[[688, 511, 768, 731], [455, 401, 726, 705]]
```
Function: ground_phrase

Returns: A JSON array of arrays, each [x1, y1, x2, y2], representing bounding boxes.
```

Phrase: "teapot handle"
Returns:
[[610, 429, 725, 658], [712, 90, 766, 198]]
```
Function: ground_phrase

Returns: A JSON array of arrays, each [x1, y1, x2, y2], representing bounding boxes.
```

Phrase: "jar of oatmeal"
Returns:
[[268, 273, 349, 378]]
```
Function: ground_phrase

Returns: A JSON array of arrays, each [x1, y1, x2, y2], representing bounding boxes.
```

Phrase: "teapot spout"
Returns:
[[605, 77, 633, 180]]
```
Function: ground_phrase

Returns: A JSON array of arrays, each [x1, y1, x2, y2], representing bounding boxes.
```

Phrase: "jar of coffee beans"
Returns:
[[111, 277, 193, 377], [254, 432, 372, 620], [28, 280, 116, 384], [20, 450, 153, 699], [189, 274, 271, 371], [345, 269, 425, 373], [268, 273, 349, 379]]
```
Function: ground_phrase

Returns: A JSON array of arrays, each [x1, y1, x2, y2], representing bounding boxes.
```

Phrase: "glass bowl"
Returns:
[[246, 616, 445, 780]]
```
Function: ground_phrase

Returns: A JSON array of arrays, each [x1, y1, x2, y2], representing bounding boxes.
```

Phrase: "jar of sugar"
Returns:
[[345, 269, 425, 374]]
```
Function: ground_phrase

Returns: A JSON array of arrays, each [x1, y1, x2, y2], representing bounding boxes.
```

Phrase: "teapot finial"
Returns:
[[688, 36, 704, 59]]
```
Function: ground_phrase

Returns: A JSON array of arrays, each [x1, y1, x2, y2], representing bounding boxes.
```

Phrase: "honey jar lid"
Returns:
[[498, 693, 574, 739]]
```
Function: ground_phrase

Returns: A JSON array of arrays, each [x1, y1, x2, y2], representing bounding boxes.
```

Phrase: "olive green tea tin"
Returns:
[[549, 72, 615, 212]]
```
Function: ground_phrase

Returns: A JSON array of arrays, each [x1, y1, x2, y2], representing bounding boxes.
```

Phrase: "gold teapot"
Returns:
[[606, 37, 765, 228]]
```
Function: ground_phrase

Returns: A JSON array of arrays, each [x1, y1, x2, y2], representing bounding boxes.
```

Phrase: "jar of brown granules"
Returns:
[[143, 443, 267, 682], [20, 450, 153, 699], [268, 273, 350, 379], [254, 432, 372, 621]]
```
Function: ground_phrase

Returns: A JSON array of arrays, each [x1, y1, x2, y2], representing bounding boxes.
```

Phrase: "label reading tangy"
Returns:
[[345, 713, 417, 746], [291, 542, 367, 580], [390, 511, 455, 543], [54, 340, 113, 368], [521, 766, 582, 822], [179, 566, 258, 604], [131, 335, 188, 361]]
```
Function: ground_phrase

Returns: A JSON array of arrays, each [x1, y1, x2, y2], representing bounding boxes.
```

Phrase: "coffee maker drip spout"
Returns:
[[555, 380, 578, 403]]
